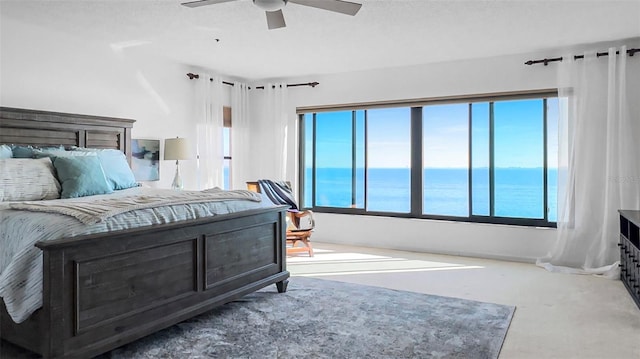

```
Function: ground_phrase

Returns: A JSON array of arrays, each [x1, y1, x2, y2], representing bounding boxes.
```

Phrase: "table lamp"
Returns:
[[164, 137, 190, 190]]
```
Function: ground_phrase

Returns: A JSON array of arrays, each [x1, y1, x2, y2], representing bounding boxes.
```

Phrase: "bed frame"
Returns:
[[0, 107, 290, 358]]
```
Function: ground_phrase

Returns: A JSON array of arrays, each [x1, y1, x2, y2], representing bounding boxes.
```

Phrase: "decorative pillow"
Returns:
[[0, 158, 61, 201], [12, 145, 65, 158], [0, 144, 12, 159], [73, 148, 138, 190], [33, 148, 94, 159], [11, 145, 36, 158], [52, 156, 113, 198]]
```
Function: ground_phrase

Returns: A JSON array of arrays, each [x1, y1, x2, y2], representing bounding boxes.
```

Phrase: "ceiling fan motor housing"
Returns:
[[253, 0, 288, 12], [181, 0, 362, 30]]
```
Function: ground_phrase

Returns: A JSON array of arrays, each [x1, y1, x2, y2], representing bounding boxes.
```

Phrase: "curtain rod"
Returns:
[[186, 73, 319, 89], [525, 48, 639, 66]]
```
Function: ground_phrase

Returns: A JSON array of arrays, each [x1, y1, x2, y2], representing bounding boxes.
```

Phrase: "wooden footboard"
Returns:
[[1, 206, 289, 358]]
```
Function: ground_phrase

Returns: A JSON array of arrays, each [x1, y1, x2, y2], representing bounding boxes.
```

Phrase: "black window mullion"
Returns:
[[543, 98, 549, 222], [410, 107, 423, 216], [312, 113, 317, 208], [467, 103, 473, 216], [298, 114, 304, 205]]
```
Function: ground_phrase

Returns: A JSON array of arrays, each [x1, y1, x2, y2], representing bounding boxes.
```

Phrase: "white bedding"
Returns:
[[9, 187, 261, 224], [0, 187, 270, 323]]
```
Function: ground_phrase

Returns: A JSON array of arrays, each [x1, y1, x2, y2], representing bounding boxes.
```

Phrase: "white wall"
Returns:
[[0, 17, 221, 190], [277, 52, 568, 262]]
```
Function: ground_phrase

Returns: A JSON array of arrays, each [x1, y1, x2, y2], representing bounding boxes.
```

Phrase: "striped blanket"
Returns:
[[10, 188, 261, 225], [257, 180, 299, 210]]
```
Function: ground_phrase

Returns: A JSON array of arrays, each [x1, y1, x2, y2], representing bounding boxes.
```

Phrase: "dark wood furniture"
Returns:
[[0, 107, 134, 163], [0, 107, 290, 358], [247, 181, 314, 257], [619, 210, 640, 309]]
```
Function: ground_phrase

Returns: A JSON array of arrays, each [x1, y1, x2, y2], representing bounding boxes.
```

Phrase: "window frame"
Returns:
[[298, 89, 559, 228]]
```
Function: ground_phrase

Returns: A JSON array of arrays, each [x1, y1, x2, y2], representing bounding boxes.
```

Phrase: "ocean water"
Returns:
[[304, 167, 557, 222]]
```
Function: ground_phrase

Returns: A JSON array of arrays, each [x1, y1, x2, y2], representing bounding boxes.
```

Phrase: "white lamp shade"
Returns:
[[164, 137, 190, 161]]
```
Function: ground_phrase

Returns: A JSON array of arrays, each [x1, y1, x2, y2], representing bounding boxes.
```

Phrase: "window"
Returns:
[[315, 110, 354, 208], [299, 91, 559, 227], [367, 108, 411, 213], [423, 103, 469, 217]]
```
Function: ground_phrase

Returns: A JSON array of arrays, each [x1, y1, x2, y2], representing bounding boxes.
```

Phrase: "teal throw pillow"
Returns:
[[73, 148, 138, 190], [53, 156, 113, 198], [11, 145, 35, 158], [13, 145, 65, 158], [33, 148, 93, 159], [0, 144, 12, 158]]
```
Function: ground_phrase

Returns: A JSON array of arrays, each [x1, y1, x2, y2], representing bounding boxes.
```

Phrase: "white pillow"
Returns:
[[0, 157, 61, 201]]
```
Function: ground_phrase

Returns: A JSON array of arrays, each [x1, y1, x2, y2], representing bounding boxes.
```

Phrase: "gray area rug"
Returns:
[[2, 277, 515, 358]]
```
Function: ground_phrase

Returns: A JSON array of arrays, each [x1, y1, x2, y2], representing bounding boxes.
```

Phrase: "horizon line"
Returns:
[[309, 166, 558, 170]]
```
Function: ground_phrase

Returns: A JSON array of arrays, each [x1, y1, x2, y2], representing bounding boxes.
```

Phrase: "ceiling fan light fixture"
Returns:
[[253, 0, 288, 11]]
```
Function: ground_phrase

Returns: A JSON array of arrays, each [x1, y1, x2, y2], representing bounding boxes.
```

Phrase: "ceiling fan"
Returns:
[[181, 0, 363, 30]]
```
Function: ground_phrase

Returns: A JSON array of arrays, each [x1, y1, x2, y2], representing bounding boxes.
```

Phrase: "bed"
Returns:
[[0, 107, 290, 358]]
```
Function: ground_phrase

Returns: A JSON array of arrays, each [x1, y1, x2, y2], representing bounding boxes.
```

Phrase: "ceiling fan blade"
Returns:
[[289, 0, 362, 16], [266, 10, 286, 30], [181, 0, 237, 8]]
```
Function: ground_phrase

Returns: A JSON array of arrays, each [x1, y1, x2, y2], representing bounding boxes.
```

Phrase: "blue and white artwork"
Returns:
[[131, 139, 160, 181]]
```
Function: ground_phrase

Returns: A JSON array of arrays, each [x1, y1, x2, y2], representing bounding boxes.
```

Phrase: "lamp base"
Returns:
[[171, 160, 183, 190]]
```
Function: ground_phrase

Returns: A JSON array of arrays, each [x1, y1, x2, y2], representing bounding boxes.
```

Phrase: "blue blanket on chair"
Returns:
[[257, 180, 299, 211]]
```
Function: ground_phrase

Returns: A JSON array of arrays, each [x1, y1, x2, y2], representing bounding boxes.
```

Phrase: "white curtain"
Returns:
[[254, 83, 289, 180], [538, 46, 640, 278], [195, 75, 224, 190], [230, 82, 251, 189]]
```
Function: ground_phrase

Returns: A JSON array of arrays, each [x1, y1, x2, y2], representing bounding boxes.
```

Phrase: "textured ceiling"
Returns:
[[2, 0, 639, 81]]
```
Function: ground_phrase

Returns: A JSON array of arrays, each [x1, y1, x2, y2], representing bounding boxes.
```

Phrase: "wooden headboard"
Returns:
[[0, 107, 135, 163]]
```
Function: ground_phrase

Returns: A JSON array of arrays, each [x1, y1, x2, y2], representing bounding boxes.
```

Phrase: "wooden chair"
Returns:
[[247, 181, 314, 257]]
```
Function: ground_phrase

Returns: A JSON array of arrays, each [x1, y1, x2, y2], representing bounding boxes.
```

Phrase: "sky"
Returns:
[[308, 98, 559, 169]]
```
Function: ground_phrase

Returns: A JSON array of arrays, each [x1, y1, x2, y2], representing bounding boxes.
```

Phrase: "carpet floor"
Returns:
[[2, 277, 515, 358]]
